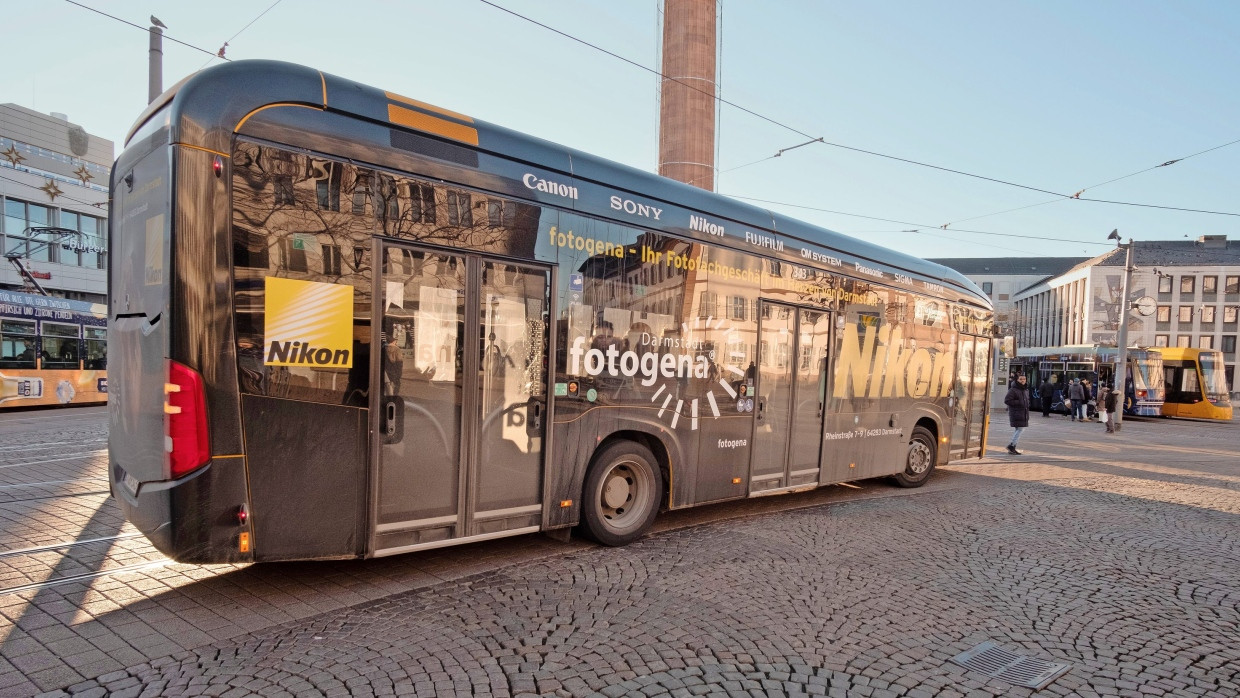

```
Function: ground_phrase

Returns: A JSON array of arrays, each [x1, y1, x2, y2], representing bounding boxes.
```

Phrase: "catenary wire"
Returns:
[[198, 0, 286, 69], [62, 0, 223, 60], [481, 0, 1240, 219]]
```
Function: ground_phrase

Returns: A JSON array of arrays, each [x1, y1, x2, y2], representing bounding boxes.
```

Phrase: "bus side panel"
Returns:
[[242, 394, 368, 560], [544, 410, 689, 529]]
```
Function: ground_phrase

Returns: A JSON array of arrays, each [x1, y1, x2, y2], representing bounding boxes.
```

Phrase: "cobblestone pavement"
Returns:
[[1, 408, 1237, 697]]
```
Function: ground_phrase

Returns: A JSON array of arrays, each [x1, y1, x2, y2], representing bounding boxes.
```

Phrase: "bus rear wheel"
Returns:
[[580, 441, 662, 546], [892, 425, 936, 488]]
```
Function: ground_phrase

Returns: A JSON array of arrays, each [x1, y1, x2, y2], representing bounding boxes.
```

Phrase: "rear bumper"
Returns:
[[110, 457, 253, 564]]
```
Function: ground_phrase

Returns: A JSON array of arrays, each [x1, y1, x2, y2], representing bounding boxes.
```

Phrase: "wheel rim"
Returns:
[[595, 459, 654, 533], [907, 438, 932, 475]]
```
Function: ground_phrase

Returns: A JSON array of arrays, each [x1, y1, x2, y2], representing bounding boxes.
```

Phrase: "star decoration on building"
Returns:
[[40, 179, 64, 201], [73, 164, 94, 184], [2, 144, 25, 167]]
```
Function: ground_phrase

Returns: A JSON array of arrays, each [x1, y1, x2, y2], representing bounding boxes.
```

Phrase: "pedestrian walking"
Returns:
[[1039, 376, 1056, 417], [1068, 378, 1086, 422], [1101, 381, 1119, 433], [1003, 373, 1030, 454]]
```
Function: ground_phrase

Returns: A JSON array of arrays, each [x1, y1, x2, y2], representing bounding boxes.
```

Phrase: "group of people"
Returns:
[[1003, 373, 1119, 455]]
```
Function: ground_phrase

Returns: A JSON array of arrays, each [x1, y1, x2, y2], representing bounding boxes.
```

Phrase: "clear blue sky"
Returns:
[[8, 0, 1238, 260]]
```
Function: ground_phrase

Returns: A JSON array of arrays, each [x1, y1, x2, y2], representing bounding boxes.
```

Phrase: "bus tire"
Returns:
[[580, 440, 662, 546], [892, 425, 936, 488]]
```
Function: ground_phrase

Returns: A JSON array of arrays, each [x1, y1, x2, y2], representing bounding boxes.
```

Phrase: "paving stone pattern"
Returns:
[[31, 471, 1240, 697]]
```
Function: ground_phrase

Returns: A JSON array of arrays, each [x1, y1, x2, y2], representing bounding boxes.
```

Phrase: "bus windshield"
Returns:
[[1198, 353, 1230, 403]]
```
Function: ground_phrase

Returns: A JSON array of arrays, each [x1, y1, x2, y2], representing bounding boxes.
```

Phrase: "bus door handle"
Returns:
[[757, 397, 766, 421], [381, 396, 404, 444], [528, 398, 543, 434]]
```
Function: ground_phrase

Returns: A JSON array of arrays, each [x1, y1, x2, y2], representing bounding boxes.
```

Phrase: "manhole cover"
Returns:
[[949, 641, 1071, 690]]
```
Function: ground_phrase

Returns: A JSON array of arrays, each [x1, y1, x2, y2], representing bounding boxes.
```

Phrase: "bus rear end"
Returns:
[[108, 104, 255, 563]]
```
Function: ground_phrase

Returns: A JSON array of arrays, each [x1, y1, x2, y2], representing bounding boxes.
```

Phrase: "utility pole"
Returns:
[[149, 16, 167, 103], [1112, 237, 1134, 433]]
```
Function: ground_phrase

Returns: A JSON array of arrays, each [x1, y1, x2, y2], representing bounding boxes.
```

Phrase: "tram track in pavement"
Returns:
[[0, 532, 168, 597]]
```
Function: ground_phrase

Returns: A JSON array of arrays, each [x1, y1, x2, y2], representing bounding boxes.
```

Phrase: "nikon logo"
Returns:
[[265, 340, 351, 367], [833, 324, 954, 399]]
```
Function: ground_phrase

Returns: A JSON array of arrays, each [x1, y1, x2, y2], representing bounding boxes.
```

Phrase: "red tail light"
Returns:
[[1137, 390, 1147, 398], [166, 360, 210, 478]]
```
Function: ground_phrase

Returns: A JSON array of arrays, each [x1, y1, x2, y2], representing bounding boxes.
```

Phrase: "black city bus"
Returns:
[[109, 61, 993, 563]]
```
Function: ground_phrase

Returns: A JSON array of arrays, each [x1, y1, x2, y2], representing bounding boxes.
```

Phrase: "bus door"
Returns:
[[373, 242, 551, 555], [749, 302, 831, 494], [949, 336, 990, 459]]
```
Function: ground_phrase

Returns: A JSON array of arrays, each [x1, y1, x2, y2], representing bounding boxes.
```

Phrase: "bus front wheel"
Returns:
[[580, 441, 662, 546], [892, 426, 936, 488]]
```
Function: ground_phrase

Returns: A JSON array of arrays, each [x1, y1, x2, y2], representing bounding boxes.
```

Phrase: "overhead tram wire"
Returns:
[[939, 136, 1240, 228], [62, 0, 223, 60], [198, 0, 285, 69], [480, 0, 1240, 221], [725, 194, 1117, 247]]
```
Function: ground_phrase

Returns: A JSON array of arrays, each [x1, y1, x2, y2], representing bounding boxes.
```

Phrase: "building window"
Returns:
[[1227, 276, 1240, 294], [1200, 335, 1214, 349], [278, 237, 308, 272], [1226, 306, 1239, 324], [1180, 276, 1195, 294], [1156, 306, 1171, 322], [1203, 276, 1218, 294], [1177, 335, 1192, 348], [1154, 334, 1169, 347], [698, 291, 717, 318], [1178, 306, 1193, 323], [52, 209, 107, 269], [407, 183, 436, 223], [728, 296, 748, 321], [1202, 306, 1216, 323], [3, 199, 54, 263], [446, 191, 473, 226], [322, 244, 342, 276], [1223, 336, 1236, 354], [982, 282, 993, 296]]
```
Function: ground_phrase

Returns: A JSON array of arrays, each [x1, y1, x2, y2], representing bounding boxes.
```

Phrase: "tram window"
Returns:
[[40, 322, 80, 369], [0, 319, 37, 369], [84, 327, 107, 369]]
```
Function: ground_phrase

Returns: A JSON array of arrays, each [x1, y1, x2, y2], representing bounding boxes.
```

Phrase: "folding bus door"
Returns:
[[372, 241, 550, 555]]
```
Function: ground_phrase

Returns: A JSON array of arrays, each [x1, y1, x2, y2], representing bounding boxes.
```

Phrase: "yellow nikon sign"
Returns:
[[263, 277, 354, 368], [833, 323, 955, 399]]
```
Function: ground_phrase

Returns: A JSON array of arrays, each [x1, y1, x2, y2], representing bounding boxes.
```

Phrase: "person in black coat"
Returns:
[[1003, 374, 1030, 454], [1039, 377, 1056, 417]]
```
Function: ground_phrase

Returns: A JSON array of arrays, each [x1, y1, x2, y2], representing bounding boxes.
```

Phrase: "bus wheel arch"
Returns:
[[579, 433, 666, 546], [892, 420, 937, 488]]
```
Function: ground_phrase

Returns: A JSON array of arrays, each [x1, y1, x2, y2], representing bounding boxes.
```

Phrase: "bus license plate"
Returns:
[[122, 472, 140, 495]]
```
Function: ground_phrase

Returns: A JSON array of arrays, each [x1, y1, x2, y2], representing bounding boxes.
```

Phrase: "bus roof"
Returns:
[[128, 60, 990, 309]]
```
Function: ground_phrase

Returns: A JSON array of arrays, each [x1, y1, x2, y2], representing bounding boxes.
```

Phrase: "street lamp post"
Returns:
[[1109, 230, 1134, 433]]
